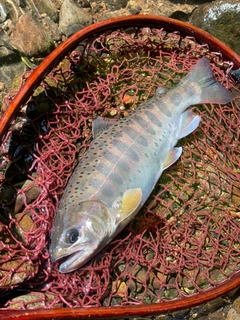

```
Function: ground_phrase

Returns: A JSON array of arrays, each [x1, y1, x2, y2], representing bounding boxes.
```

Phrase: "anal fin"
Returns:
[[178, 110, 201, 139], [163, 147, 182, 170]]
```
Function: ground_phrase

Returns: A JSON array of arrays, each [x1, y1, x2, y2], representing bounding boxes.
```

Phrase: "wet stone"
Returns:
[[128, 264, 149, 294], [233, 293, 240, 315], [9, 13, 54, 57], [232, 182, 240, 206], [42, 16, 62, 42], [28, 0, 59, 22], [0, 0, 24, 25], [0, 258, 35, 287], [0, 223, 16, 247], [89, 0, 128, 12], [113, 280, 127, 298], [15, 211, 36, 243], [14, 179, 41, 213], [0, 42, 27, 91], [226, 308, 240, 320], [190, 0, 240, 55], [6, 292, 62, 309]]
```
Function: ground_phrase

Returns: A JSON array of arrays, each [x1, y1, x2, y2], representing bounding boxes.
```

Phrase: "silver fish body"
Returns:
[[49, 57, 233, 273]]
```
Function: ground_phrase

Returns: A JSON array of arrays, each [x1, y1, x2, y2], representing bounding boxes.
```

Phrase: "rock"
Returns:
[[0, 220, 35, 287], [0, 40, 27, 90], [232, 182, 240, 206], [99, 8, 132, 21], [128, 264, 148, 294], [9, 13, 54, 57], [226, 308, 240, 320], [6, 292, 62, 309], [0, 223, 16, 248], [0, 81, 5, 111], [0, 2, 9, 24], [233, 294, 240, 315], [113, 280, 127, 298], [14, 179, 41, 213], [0, 0, 24, 25], [89, 0, 128, 12], [0, 258, 35, 287], [91, 0, 196, 23], [15, 211, 36, 243], [59, 0, 92, 37], [27, 0, 59, 23], [126, 0, 142, 15], [190, 0, 240, 55], [140, 0, 196, 19], [42, 16, 62, 42]]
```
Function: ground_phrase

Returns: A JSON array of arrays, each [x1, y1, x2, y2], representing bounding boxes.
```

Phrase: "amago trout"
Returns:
[[49, 57, 233, 273]]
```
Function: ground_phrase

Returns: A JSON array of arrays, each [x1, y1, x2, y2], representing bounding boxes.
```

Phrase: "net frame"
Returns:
[[0, 15, 239, 319]]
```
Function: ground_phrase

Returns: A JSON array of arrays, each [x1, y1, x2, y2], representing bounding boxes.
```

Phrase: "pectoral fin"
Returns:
[[114, 188, 142, 224]]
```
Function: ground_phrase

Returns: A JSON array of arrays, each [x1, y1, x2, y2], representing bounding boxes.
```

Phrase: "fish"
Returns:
[[49, 57, 233, 273]]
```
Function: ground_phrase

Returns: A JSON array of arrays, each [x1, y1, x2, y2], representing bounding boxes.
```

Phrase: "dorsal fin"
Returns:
[[92, 117, 117, 139]]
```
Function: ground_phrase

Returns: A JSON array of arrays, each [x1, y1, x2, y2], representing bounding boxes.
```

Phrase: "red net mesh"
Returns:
[[0, 27, 239, 310]]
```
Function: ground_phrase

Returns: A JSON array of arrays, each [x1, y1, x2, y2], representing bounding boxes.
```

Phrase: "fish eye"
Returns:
[[65, 228, 79, 244]]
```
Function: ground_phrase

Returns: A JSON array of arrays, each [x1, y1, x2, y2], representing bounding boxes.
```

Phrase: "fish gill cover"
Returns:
[[0, 27, 239, 310]]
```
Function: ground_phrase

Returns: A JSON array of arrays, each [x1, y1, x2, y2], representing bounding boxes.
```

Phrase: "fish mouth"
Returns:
[[58, 249, 86, 273], [50, 243, 100, 273]]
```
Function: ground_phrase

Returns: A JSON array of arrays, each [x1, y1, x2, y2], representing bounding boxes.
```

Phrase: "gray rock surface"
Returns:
[[190, 0, 240, 55], [59, 0, 92, 36], [9, 13, 54, 56], [0, 41, 27, 89]]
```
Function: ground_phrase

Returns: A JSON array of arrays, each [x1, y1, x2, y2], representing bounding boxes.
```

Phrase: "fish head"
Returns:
[[49, 200, 112, 273]]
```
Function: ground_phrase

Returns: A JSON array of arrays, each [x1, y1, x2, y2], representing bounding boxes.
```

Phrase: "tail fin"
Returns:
[[184, 57, 233, 104]]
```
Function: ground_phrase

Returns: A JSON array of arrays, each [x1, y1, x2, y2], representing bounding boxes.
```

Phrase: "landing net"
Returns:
[[0, 26, 239, 310]]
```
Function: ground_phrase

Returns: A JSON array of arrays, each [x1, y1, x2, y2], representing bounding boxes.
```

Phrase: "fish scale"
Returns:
[[49, 57, 233, 273], [66, 106, 165, 207]]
